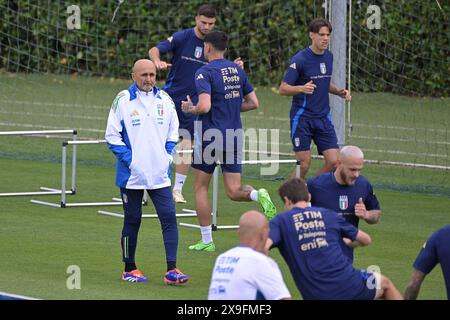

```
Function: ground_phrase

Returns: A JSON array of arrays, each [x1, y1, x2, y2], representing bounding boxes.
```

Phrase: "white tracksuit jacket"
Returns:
[[105, 83, 179, 190]]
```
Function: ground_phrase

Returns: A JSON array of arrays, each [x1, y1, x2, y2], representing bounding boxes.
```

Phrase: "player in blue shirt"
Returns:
[[149, 4, 243, 204], [266, 177, 402, 300], [181, 31, 277, 252], [307, 145, 381, 261], [278, 18, 352, 179], [404, 225, 450, 300]]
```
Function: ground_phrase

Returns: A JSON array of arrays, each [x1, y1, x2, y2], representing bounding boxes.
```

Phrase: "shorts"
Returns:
[[191, 144, 242, 174], [354, 270, 379, 300], [290, 116, 339, 153]]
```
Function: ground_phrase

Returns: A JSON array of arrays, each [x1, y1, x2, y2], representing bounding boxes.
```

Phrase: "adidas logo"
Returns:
[[289, 62, 296, 69], [196, 73, 204, 80]]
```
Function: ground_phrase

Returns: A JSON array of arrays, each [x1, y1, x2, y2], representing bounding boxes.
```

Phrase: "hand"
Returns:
[[355, 197, 367, 220], [154, 60, 172, 70], [234, 57, 244, 69], [302, 80, 316, 94], [338, 88, 352, 101], [181, 95, 194, 113]]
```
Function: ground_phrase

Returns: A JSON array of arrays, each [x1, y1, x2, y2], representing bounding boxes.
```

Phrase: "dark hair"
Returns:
[[278, 178, 309, 203], [204, 31, 228, 51], [308, 18, 332, 33], [197, 4, 216, 18]]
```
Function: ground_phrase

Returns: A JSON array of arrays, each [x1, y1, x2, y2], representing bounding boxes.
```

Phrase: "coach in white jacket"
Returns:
[[105, 59, 189, 285]]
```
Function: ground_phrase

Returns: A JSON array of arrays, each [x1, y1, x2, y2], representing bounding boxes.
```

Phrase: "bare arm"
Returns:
[[330, 83, 352, 101], [278, 81, 316, 96], [344, 229, 372, 248], [240, 91, 259, 112], [181, 93, 211, 115], [355, 198, 381, 224], [363, 210, 381, 224], [404, 269, 426, 300], [148, 47, 172, 70], [264, 238, 274, 256]]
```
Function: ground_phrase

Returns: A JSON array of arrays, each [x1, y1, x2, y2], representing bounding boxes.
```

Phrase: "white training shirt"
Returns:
[[105, 84, 179, 189], [208, 246, 291, 300]]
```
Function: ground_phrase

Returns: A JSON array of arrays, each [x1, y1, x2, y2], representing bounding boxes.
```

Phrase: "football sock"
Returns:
[[173, 173, 187, 192], [125, 262, 137, 272], [200, 225, 213, 244], [250, 190, 258, 202], [167, 261, 176, 272]]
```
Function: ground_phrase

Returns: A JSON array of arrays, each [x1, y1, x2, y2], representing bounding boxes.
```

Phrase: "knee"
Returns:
[[124, 214, 142, 227], [326, 158, 338, 169]]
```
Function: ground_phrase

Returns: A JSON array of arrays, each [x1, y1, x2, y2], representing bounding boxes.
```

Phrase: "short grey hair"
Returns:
[[340, 145, 364, 159]]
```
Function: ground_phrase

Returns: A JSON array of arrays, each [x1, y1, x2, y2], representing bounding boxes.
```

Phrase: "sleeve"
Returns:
[[413, 232, 439, 274], [365, 182, 381, 210], [306, 177, 315, 193], [164, 92, 179, 147], [256, 257, 291, 300], [268, 216, 282, 248], [282, 57, 302, 85], [195, 68, 212, 95], [156, 31, 184, 55], [105, 92, 132, 167], [336, 213, 359, 241]]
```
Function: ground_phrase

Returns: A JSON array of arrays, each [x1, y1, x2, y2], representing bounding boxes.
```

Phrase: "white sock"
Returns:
[[250, 190, 259, 202], [173, 173, 187, 192], [200, 225, 213, 244]]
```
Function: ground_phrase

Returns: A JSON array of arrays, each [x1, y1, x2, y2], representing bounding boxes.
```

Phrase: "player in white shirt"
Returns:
[[208, 211, 291, 300], [105, 59, 189, 285]]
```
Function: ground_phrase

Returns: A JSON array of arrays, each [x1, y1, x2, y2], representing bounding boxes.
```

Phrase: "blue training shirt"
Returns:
[[283, 47, 333, 120], [194, 58, 253, 149], [307, 171, 380, 261], [156, 28, 208, 103], [269, 206, 374, 300], [413, 225, 450, 299]]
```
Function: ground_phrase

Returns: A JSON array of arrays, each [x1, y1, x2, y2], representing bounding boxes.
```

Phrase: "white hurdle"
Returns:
[[179, 159, 301, 231], [0, 130, 77, 197], [30, 139, 139, 208]]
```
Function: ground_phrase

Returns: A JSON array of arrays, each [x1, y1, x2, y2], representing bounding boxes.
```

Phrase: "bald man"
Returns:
[[105, 59, 189, 285], [307, 145, 381, 261], [208, 211, 291, 300]]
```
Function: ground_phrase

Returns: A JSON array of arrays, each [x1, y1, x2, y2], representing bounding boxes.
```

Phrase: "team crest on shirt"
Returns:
[[157, 104, 164, 116], [339, 195, 348, 210], [194, 46, 203, 59], [320, 62, 327, 74]]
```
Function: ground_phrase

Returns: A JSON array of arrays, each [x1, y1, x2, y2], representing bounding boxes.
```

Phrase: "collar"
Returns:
[[128, 83, 160, 101]]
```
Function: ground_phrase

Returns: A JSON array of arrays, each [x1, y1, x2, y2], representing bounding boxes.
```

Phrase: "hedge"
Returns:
[[0, 0, 448, 96]]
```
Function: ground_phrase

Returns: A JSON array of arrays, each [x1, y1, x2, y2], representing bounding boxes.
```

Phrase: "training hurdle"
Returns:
[[179, 159, 301, 231], [0, 130, 77, 197], [97, 148, 196, 218], [30, 139, 146, 208]]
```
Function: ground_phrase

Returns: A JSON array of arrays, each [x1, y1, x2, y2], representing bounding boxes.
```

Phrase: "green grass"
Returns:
[[0, 158, 449, 300], [2, 71, 448, 195], [0, 72, 449, 299]]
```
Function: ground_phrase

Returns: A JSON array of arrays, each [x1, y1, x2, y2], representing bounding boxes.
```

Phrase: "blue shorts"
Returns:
[[191, 145, 242, 174], [354, 270, 378, 300], [174, 99, 195, 139], [290, 116, 338, 153]]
